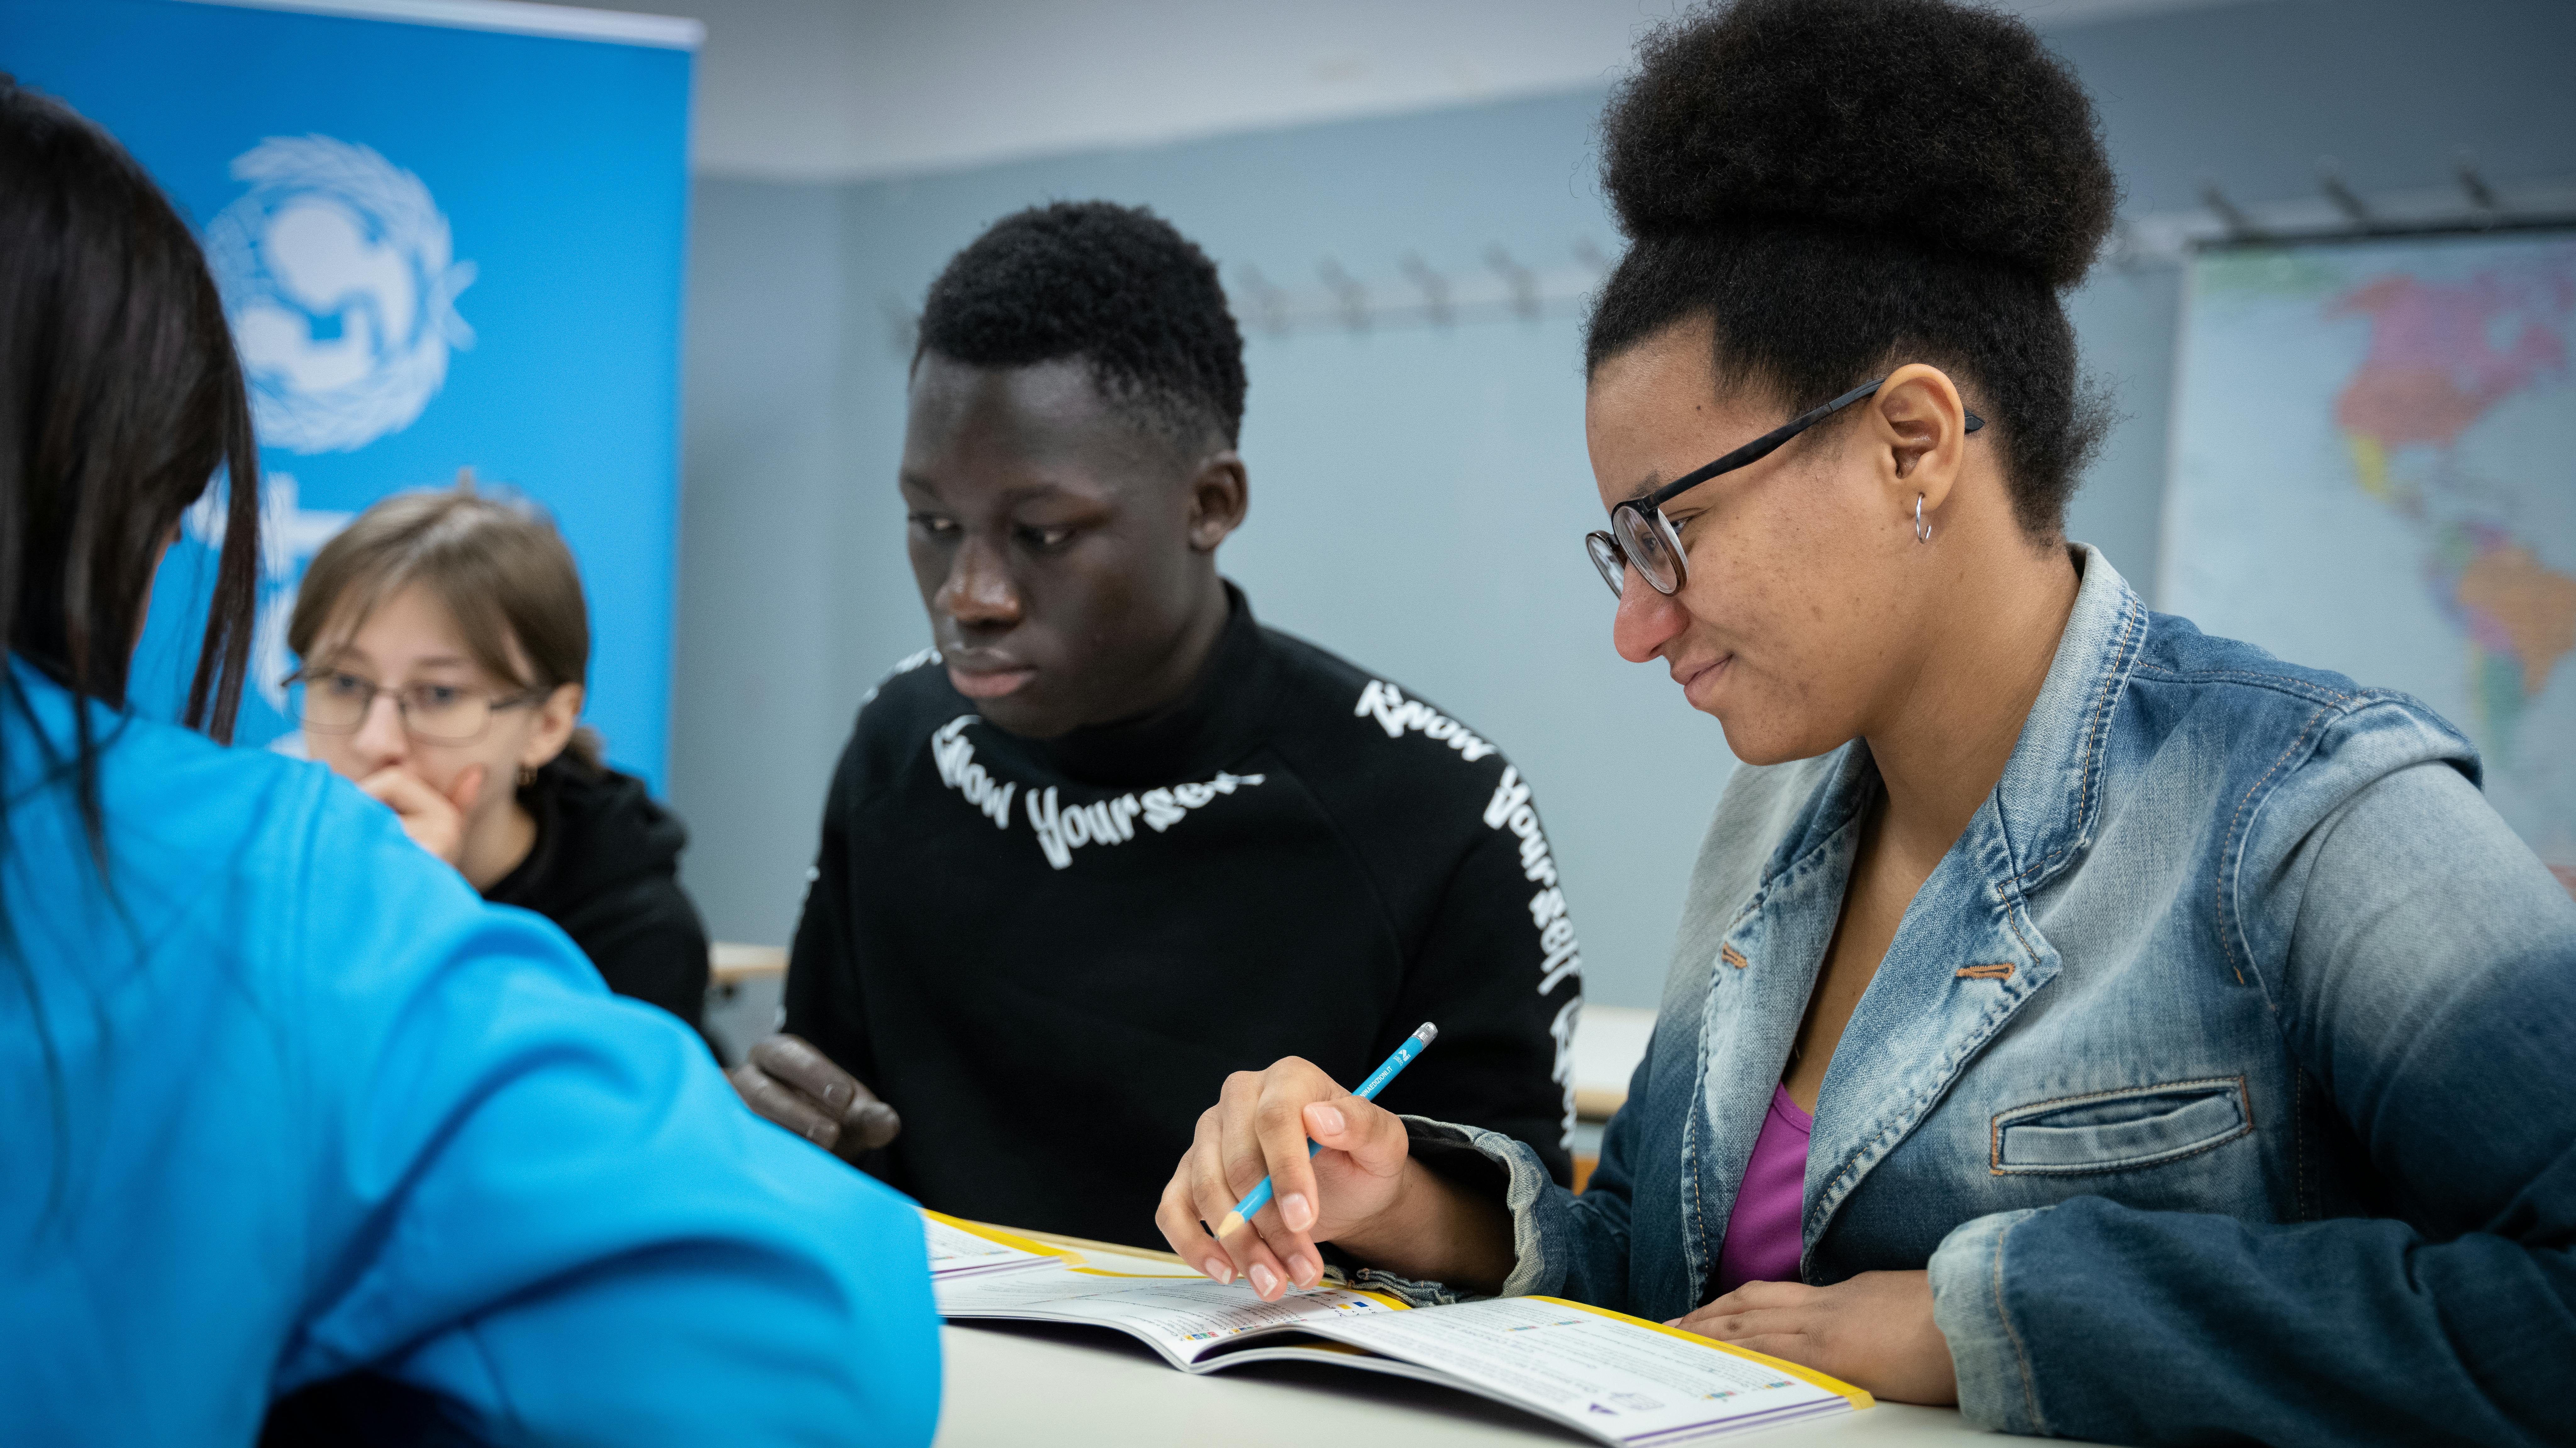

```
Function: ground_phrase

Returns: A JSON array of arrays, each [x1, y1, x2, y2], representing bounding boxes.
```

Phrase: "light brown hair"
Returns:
[[288, 482, 602, 770]]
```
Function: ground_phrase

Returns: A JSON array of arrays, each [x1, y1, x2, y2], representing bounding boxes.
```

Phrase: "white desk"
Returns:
[[932, 1241, 2017, 1447]]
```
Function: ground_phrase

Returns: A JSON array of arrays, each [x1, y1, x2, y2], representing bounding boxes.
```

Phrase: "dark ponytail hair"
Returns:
[[1585, 0, 2120, 539], [1, 81, 260, 1220], [0, 80, 261, 820]]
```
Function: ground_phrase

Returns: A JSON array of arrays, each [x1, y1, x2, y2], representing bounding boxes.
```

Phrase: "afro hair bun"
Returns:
[[1601, 0, 2118, 288]]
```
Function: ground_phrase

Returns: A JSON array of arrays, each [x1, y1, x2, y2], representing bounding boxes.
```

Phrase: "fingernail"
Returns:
[[1308, 1103, 1346, 1136], [1203, 1258, 1235, 1285], [1281, 1191, 1315, 1231], [822, 1083, 851, 1109], [1249, 1263, 1278, 1297], [1290, 1253, 1319, 1287]]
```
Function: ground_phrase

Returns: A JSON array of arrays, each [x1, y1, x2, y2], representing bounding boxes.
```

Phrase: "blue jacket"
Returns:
[[0, 662, 941, 1446], [1410, 548, 2576, 1445]]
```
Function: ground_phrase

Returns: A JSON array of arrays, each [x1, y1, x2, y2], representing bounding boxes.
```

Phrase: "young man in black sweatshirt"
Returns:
[[726, 202, 1582, 1252]]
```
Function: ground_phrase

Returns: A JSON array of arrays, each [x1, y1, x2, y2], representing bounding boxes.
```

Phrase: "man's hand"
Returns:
[[359, 762, 482, 866], [725, 1033, 901, 1164], [1668, 1270, 1957, 1405]]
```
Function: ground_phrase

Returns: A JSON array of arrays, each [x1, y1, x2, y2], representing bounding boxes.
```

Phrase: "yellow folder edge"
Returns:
[[923, 1210, 1086, 1264], [1526, 1296, 1875, 1411]]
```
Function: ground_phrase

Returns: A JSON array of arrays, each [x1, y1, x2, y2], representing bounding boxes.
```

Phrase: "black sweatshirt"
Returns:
[[786, 586, 1582, 1248], [485, 756, 711, 1031]]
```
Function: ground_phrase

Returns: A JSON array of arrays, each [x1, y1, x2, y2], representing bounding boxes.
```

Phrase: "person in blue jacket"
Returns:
[[0, 83, 941, 1447]]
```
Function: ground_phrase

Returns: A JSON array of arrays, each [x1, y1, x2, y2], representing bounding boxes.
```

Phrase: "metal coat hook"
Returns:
[[1317, 258, 1369, 333], [1400, 252, 1453, 327], [1235, 265, 1291, 336], [2317, 158, 2373, 226], [879, 294, 919, 360], [2101, 219, 2151, 271], [1213, 236, 1638, 337], [1484, 245, 1541, 319], [2019, 162, 2567, 265], [2198, 181, 2265, 242], [2455, 149, 2501, 222]]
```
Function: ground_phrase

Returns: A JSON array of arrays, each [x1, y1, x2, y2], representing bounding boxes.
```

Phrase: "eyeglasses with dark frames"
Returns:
[[1584, 376, 1983, 599]]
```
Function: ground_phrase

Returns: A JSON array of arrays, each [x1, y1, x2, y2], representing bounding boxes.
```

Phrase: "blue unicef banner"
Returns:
[[0, 0, 695, 788]]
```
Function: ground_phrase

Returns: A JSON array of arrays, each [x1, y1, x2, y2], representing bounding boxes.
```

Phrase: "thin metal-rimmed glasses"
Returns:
[[1584, 377, 1984, 598], [284, 668, 542, 744]]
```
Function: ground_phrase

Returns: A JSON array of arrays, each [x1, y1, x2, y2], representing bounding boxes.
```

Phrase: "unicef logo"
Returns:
[[207, 135, 476, 453]]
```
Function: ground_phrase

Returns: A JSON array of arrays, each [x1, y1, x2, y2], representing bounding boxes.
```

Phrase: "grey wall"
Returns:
[[672, 178, 859, 940], [669, 0, 2576, 1006]]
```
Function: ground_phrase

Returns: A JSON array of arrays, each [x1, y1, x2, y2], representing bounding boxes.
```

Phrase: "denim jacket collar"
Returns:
[[1981, 546, 2151, 899], [1685, 547, 2150, 1287]]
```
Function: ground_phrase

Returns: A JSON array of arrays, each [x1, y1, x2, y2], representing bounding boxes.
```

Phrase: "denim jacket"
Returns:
[[1409, 547, 2576, 1446]]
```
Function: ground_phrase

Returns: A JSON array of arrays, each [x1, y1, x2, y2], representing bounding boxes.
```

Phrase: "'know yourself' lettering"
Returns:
[[929, 716, 1267, 869], [1354, 679, 1499, 762], [1484, 764, 1581, 997], [1026, 771, 1267, 870], [1485, 761, 1584, 1152], [930, 715, 1014, 828]]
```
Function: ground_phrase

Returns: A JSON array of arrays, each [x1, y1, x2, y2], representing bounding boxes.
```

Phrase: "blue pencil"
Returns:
[[1216, 1022, 1439, 1238]]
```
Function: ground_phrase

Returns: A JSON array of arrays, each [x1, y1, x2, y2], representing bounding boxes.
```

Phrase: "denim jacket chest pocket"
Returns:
[[1990, 1078, 2253, 1175]]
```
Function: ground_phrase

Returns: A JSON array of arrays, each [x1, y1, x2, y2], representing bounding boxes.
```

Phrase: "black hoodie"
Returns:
[[484, 756, 710, 1031], [786, 585, 1581, 1249]]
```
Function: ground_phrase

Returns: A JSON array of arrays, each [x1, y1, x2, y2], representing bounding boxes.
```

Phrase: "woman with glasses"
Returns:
[[1157, 2, 2576, 1443], [288, 487, 712, 1033], [0, 84, 936, 1445]]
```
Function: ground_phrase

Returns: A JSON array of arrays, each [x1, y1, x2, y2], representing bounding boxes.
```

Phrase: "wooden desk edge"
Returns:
[[1573, 1085, 1627, 1120], [709, 943, 788, 987]]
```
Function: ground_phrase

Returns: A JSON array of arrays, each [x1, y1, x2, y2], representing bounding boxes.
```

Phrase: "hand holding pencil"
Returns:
[[1217, 1023, 1436, 1237], [1159, 1024, 1506, 1303]]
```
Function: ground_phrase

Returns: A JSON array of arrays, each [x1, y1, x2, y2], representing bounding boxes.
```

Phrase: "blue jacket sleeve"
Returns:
[[1931, 750, 2576, 1446], [275, 788, 942, 1447]]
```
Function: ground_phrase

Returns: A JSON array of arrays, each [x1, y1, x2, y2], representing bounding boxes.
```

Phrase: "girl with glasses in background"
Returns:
[[289, 487, 712, 1036], [1159, 2, 2576, 1443]]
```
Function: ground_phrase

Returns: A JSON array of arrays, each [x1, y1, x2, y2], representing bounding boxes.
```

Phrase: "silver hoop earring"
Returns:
[[1914, 494, 1933, 544]]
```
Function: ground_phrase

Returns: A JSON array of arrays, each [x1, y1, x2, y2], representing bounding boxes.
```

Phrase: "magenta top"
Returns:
[[1710, 1084, 1814, 1297]]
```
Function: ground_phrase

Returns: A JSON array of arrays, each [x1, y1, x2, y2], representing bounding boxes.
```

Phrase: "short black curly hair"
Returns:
[[1585, 0, 2120, 538], [916, 201, 1247, 452]]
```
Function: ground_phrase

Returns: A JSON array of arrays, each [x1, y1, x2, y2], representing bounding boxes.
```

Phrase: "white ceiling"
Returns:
[[586, 0, 2268, 182]]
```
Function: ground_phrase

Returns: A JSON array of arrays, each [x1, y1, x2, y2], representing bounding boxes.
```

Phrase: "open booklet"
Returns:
[[926, 1218, 1871, 1446], [922, 1210, 1085, 1282]]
